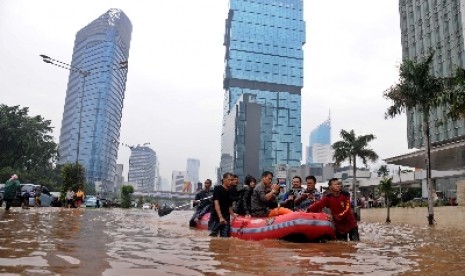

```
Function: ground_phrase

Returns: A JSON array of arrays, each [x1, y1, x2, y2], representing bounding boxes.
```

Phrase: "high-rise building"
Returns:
[[386, 1, 465, 200], [186, 158, 200, 187], [128, 145, 157, 192], [399, 0, 465, 148], [307, 115, 332, 164], [57, 9, 132, 191], [220, 0, 305, 181]]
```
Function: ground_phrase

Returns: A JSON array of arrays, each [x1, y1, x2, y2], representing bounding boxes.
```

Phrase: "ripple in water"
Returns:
[[1, 208, 465, 275]]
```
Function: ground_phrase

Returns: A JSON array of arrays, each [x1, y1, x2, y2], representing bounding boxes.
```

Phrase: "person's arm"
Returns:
[[335, 195, 351, 220], [193, 192, 201, 207], [294, 192, 307, 205], [264, 184, 279, 201], [244, 187, 252, 215], [214, 199, 225, 223], [229, 206, 237, 218], [278, 191, 293, 207], [307, 196, 327, 213]]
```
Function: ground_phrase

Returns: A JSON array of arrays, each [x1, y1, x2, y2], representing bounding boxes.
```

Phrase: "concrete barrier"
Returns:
[[361, 206, 465, 227]]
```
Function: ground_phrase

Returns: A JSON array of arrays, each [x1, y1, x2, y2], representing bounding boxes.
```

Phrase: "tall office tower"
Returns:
[[128, 145, 157, 192], [186, 158, 200, 188], [399, 0, 465, 148], [307, 115, 332, 164], [58, 9, 132, 191], [221, 0, 305, 181]]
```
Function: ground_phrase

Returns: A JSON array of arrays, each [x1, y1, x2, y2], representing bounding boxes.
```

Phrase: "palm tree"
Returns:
[[377, 165, 389, 177], [378, 177, 394, 223], [383, 53, 444, 226], [332, 129, 379, 219]]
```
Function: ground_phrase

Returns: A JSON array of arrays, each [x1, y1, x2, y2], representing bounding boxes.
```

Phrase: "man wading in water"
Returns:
[[208, 172, 237, 237], [189, 179, 213, 227], [307, 178, 359, 241]]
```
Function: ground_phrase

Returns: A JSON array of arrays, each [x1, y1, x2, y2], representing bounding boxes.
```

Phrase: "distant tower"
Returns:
[[128, 145, 157, 192], [186, 158, 200, 189], [307, 113, 332, 164], [57, 9, 132, 192], [220, 0, 306, 181]]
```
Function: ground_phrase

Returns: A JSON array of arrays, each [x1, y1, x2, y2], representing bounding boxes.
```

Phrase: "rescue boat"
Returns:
[[195, 212, 336, 242]]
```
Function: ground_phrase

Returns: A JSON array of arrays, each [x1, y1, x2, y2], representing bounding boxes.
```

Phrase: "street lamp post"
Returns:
[[40, 54, 128, 165]]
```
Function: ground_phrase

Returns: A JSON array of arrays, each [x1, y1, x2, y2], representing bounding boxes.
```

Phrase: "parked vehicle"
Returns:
[[85, 197, 98, 208], [0, 184, 54, 207], [142, 202, 151, 210]]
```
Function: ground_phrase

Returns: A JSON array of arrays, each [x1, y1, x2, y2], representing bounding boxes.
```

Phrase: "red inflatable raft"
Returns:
[[195, 212, 336, 242]]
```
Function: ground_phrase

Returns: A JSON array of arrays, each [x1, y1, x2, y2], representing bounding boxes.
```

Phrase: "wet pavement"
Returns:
[[0, 207, 464, 275]]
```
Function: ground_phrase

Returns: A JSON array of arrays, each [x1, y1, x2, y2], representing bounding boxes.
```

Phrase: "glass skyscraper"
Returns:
[[221, 0, 305, 181], [58, 9, 132, 191], [307, 116, 331, 164], [399, 0, 465, 148]]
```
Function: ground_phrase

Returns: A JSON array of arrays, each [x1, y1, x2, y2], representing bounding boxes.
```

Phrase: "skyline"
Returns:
[[0, 0, 410, 184]]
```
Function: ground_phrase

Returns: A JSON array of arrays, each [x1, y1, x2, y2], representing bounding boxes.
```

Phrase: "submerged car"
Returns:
[[85, 197, 97, 207]]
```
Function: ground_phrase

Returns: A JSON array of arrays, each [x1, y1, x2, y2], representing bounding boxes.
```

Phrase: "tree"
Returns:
[[61, 163, 86, 195], [438, 67, 465, 119], [332, 129, 379, 219], [383, 54, 444, 226], [121, 185, 134, 208], [378, 177, 394, 223], [377, 165, 390, 177], [0, 104, 58, 175]]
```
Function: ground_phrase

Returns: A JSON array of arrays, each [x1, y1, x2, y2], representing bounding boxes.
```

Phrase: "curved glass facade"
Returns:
[[221, 0, 305, 181], [307, 117, 331, 164], [58, 9, 132, 191]]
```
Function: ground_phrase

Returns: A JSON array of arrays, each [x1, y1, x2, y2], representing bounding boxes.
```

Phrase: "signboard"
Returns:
[[276, 171, 287, 179], [278, 178, 286, 187]]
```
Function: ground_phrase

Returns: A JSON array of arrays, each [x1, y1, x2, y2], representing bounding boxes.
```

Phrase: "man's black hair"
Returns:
[[222, 172, 233, 179], [306, 175, 317, 183], [261, 171, 273, 178], [328, 178, 339, 186], [244, 175, 257, 186]]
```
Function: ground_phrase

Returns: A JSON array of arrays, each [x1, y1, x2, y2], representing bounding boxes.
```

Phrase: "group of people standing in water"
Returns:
[[189, 171, 359, 241]]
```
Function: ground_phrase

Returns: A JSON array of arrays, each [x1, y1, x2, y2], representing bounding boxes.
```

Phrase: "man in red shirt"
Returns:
[[307, 178, 359, 241]]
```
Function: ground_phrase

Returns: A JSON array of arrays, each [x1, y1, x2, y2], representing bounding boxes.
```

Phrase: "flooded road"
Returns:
[[0, 207, 464, 275]]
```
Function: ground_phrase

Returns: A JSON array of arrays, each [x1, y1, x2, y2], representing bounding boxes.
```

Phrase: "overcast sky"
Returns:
[[0, 0, 410, 184]]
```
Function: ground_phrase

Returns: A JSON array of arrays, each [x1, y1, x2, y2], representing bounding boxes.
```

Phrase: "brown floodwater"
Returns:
[[0, 207, 464, 275]]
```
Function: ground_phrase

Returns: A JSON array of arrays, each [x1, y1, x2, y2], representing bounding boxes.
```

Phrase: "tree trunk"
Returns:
[[423, 112, 435, 226], [352, 158, 359, 221], [386, 196, 391, 223]]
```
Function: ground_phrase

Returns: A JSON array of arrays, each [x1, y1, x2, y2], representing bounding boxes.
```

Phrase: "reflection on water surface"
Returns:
[[0, 208, 464, 275]]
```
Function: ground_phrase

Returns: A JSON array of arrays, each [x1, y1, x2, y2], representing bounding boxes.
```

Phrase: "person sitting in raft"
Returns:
[[278, 176, 304, 210], [250, 171, 292, 217], [293, 175, 322, 211], [307, 178, 359, 241], [234, 175, 256, 216]]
